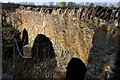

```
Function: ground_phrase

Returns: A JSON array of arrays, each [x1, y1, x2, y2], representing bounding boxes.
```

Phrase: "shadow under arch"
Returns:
[[66, 57, 87, 80], [31, 34, 57, 78], [22, 28, 29, 46], [31, 34, 56, 60]]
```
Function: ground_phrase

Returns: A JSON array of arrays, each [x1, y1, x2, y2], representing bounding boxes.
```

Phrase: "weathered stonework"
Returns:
[[3, 5, 120, 79]]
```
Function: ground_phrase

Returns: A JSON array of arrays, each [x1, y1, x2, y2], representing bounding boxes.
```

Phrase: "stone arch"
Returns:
[[31, 34, 55, 61], [66, 57, 87, 80]]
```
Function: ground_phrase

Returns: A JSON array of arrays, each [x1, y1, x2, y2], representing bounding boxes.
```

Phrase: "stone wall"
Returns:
[[3, 6, 120, 79]]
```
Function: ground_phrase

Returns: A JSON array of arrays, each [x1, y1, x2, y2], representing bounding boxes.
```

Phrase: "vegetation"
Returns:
[[2, 21, 21, 59], [118, 1, 120, 7], [59, 1, 66, 7], [89, 3, 94, 8], [67, 2, 78, 8], [2, 22, 20, 45]]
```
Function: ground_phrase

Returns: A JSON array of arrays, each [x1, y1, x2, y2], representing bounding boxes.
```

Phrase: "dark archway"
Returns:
[[22, 28, 28, 46], [66, 57, 87, 80], [31, 34, 55, 60], [31, 34, 57, 78]]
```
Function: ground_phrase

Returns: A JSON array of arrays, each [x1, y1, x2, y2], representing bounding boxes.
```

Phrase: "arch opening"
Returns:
[[31, 34, 56, 61], [22, 28, 29, 46], [66, 57, 87, 80]]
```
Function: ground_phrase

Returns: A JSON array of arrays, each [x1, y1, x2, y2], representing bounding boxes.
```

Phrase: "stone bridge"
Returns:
[[3, 5, 120, 79]]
